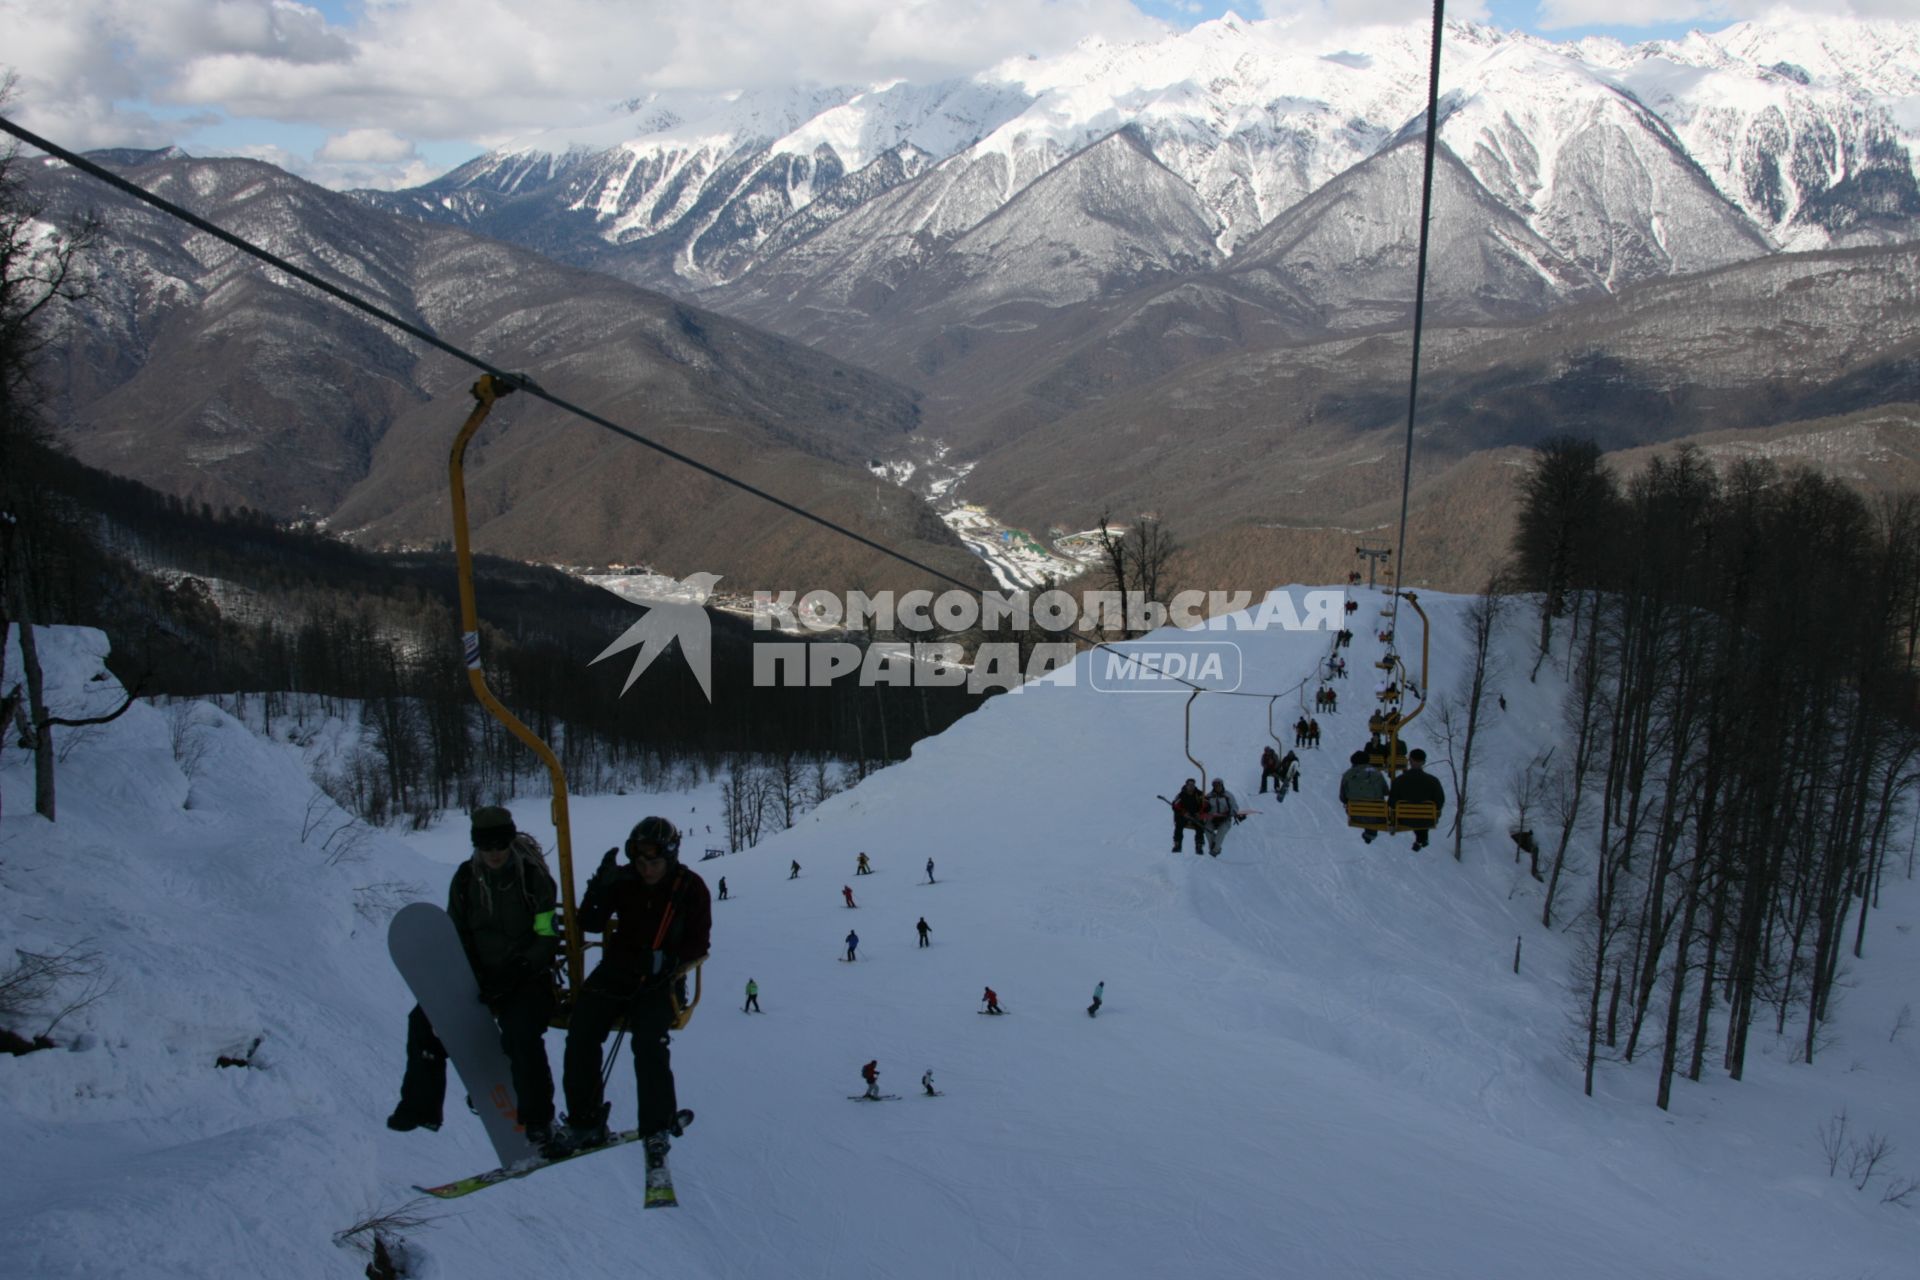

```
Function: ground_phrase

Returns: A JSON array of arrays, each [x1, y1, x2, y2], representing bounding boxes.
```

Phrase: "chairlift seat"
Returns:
[[1345, 799, 1438, 832]]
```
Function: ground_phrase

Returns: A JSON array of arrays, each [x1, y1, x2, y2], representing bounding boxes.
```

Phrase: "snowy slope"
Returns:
[[3, 597, 1918, 1279]]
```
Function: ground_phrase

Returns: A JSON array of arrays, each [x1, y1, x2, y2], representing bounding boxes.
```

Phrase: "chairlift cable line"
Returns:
[[1389, 0, 1449, 642]]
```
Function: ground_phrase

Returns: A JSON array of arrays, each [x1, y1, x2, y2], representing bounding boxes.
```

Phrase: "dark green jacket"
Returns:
[[448, 854, 559, 983]]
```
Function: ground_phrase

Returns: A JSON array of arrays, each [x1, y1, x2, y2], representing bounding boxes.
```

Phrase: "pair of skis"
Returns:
[[387, 903, 685, 1204]]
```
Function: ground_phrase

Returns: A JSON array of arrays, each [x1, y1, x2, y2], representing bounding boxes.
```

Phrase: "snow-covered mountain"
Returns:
[[6, 589, 1919, 1278], [358, 13, 1919, 310]]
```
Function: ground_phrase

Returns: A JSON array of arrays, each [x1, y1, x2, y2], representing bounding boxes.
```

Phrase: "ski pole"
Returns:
[[601, 1028, 626, 1092]]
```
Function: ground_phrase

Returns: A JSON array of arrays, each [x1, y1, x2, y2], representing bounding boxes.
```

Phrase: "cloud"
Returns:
[[315, 127, 416, 164], [1533, 0, 1912, 30], [4, 0, 1166, 151]]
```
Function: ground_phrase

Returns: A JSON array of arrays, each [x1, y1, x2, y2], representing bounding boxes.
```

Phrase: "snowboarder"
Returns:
[[550, 816, 711, 1161], [845, 929, 860, 961], [925, 856, 936, 884], [1390, 748, 1447, 851], [1203, 779, 1242, 856], [842, 884, 857, 909], [1280, 749, 1301, 795], [1088, 981, 1104, 1018], [861, 1060, 881, 1099], [790, 860, 801, 879], [1339, 750, 1389, 845], [1170, 778, 1206, 852], [981, 987, 1002, 1015], [856, 852, 872, 876], [388, 807, 559, 1143], [922, 1069, 939, 1097], [716, 876, 729, 901], [1259, 745, 1282, 793], [743, 978, 760, 1013], [916, 917, 931, 948]]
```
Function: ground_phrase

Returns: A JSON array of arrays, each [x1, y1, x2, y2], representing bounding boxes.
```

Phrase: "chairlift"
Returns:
[[1184, 688, 1208, 791], [1345, 592, 1437, 835]]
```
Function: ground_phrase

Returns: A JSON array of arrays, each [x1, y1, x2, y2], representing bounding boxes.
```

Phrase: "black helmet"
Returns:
[[1351, 750, 1369, 765], [626, 816, 682, 861]]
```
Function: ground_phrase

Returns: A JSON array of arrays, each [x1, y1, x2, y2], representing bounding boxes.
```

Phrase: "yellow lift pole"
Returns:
[[448, 375, 585, 994]]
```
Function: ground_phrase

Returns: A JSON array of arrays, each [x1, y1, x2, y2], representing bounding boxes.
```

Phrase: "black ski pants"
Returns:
[[397, 980, 555, 1129], [563, 965, 680, 1139]]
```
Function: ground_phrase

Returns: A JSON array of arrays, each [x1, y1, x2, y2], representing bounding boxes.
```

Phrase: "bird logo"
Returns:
[[591, 572, 721, 702]]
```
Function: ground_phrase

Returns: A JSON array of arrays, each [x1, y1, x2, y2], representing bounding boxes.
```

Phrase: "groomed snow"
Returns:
[[3, 590, 1916, 1279]]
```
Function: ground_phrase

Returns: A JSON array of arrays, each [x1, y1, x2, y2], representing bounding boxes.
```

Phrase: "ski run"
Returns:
[[4, 586, 1919, 1279]]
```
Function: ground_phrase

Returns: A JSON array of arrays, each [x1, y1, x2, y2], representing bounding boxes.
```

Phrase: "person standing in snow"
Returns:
[[1389, 748, 1446, 852], [790, 859, 801, 879], [856, 852, 872, 876], [925, 856, 936, 884], [922, 1069, 939, 1096], [916, 917, 932, 948], [389, 807, 559, 1142], [845, 929, 860, 961], [716, 876, 729, 901], [743, 978, 760, 1013], [981, 986, 1002, 1015], [861, 1060, 881, 1099], [1088, 981, 1104, 1018], [1203, 779, 1242, 856], [842, 884, 857, 908], [550, 816, 711, 1158]]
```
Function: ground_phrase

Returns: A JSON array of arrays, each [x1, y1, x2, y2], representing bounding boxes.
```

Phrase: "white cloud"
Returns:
[[1533, 0, 1912, 30], [3, 0, 1165, 152], [315, 126, 416, 164]]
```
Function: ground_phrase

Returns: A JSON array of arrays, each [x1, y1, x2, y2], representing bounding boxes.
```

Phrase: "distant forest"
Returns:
[[1509, 439, 1920, 1107], [3, 439, 984, 824]]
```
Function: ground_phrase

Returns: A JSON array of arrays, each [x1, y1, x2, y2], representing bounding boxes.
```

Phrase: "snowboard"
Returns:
[[387, 902, 535, 1168], [414, 1109, 695, 1201]]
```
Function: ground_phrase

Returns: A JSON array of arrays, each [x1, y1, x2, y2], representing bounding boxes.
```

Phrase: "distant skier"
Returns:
[[790, 860, 801, 879], [743, 978, 760, 1013], [842, 884, 857, 908], [981, 986, 1002, 1015], [1390, 748, 1447, 852], [1325, 688, 1338, 713], [925, 856, 936, 884], [861, 1060, 881, 1100], [856, 852, 872, 876], [916, 917, 931, 948], [845, 929, 860, 961], [1170, 778, 1206, 853], [716, 876, 729, 901], [1259, 745, 1282, 794], [1088, 981, 1104, 1018], [1204, 779, 1242, 857], [922, 1069, 939, 1097], [1294, 716, 1310, 748], [1307, 718, 1321, 748], [1339, 750, 1389, 845]]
